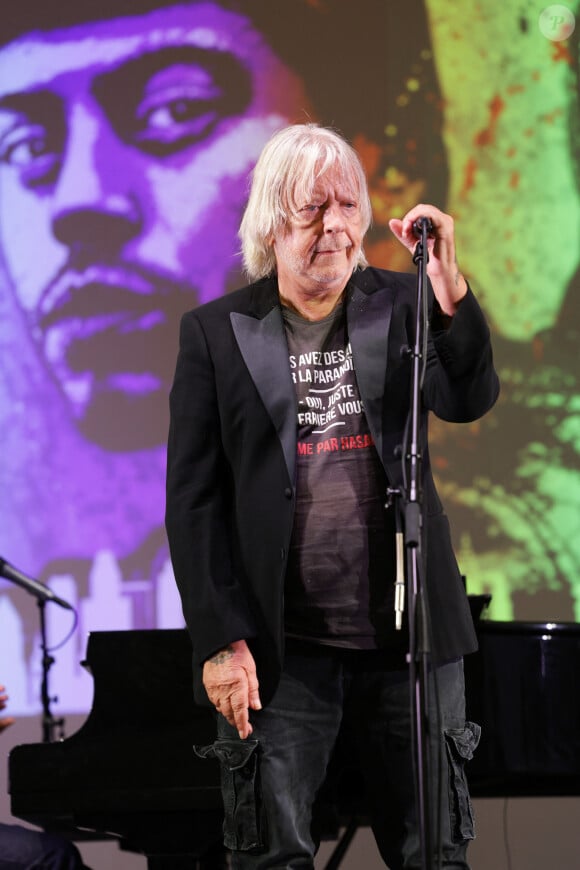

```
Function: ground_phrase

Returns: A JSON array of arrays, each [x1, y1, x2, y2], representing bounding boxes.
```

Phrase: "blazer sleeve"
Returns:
[[423, 285, 500, 423], [165, 310, 257, 668]]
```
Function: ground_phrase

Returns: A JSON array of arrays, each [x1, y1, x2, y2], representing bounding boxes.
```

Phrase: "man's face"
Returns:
[[273, 167, 365, 303], [0, 2, 308, 449]]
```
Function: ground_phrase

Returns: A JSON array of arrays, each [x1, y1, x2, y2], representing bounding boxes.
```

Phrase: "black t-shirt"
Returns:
[[282, 299, 405, 652]]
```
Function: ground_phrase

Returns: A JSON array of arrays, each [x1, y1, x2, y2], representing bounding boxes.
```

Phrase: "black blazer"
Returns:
[[165, 267, 499, 706]]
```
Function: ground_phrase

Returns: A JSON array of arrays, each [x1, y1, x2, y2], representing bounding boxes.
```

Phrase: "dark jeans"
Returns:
[[200, 644, 479, 869], [0, 823, 88, 870]]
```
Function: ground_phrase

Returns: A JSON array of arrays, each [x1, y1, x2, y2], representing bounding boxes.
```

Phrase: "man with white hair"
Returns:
[[166, 123, 499, 868]]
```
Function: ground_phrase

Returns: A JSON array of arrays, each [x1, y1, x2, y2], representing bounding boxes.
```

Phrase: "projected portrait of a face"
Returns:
[[0, 2, 309, 451], [0, 1, 315, 713], [1, 0, 578, 719]]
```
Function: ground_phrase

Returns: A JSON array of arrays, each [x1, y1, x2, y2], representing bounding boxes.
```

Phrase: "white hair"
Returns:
[[239, 124, 372, 281]]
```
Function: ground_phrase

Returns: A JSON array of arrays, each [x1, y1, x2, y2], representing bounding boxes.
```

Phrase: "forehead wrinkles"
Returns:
[[0, 5, 253, 94], [289, 166, 360, 212]]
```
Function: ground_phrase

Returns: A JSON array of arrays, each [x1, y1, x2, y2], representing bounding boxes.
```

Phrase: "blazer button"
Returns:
[[284, 487, 293, 499]]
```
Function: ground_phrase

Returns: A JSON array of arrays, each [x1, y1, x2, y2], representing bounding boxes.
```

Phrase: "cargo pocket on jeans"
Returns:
[[195, 738, 263, 851], [444, 721, 481, 842]]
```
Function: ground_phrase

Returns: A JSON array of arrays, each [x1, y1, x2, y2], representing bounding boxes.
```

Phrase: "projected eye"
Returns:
[[0, 125, 60, 186], [132, 67, 224, 154], [134, 96, 220, 148]]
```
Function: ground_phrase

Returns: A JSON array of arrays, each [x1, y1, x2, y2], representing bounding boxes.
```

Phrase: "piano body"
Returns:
[[463, 619, 580, 797], [9, 629, 225, 868], [8, 621, 580, 867]]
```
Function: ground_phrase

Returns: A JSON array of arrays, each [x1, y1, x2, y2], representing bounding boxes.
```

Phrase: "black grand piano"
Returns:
[[8, 630, 225, 870], [8, 620, 580, 868]]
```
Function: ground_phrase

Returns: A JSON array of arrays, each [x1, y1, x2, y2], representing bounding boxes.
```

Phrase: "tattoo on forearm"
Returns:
[[209, 646, 234, 665], [455, 270, 461, 286]]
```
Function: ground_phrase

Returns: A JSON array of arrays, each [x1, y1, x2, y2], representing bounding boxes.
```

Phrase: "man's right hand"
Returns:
[[202, 639, 261, 739]]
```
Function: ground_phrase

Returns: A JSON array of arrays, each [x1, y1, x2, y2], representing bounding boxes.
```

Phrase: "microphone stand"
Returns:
[[404, 216, 435, 870], [1, 556, 73, 741], [38, 599, 65, 743]]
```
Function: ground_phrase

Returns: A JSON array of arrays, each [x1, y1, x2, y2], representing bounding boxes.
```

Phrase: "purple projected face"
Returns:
[[0, 3, 309, 450]]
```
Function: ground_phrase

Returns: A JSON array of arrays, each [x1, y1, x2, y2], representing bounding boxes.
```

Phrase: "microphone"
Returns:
[[412, 216, 433, 238], [0, 557, 73, 610]]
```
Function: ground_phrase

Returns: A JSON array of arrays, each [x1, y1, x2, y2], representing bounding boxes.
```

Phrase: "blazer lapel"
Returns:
[[231, 301, 297, 485], [229, 273, 396, 483], [347, 278, 396, 460]]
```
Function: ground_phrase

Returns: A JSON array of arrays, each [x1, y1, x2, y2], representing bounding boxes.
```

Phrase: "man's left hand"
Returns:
[[389, 204, 468, 316], [0, 684, 16, 734]]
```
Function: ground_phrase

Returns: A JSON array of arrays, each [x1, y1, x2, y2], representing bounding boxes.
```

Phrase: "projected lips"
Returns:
[[38, 266, 186, 450]]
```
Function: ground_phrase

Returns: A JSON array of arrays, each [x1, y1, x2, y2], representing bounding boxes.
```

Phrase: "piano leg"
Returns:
[[109, 810, 228, 870], [147, 842, 230, 870], [197, 840, 230, 869], [323, 818, 359, 870]]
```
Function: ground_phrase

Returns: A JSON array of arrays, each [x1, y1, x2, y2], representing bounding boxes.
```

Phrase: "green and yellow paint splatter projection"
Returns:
[[427, 1, 580, 620], [362, 1, 579, 622]]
